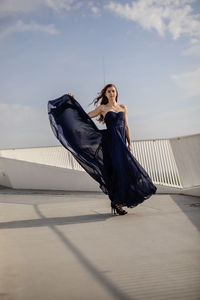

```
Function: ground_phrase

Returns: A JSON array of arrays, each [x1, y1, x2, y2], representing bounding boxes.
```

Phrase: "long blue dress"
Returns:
[[47, 94, 157, 208]]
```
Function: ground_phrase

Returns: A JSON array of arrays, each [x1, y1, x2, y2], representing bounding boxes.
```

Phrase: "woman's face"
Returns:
[[105, 86, 117, 102]]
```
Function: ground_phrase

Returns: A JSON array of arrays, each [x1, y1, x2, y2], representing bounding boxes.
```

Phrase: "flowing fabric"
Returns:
[[48, 94, 157, 208]]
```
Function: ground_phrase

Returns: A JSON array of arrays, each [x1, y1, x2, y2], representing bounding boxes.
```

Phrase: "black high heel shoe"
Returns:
[[111, 203, 127, 215]]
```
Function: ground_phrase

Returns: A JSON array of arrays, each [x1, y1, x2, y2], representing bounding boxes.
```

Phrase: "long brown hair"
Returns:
[[89, 83, 118, 123]]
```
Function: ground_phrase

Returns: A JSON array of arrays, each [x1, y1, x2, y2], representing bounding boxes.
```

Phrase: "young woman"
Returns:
[[48, 84, 157, 215]]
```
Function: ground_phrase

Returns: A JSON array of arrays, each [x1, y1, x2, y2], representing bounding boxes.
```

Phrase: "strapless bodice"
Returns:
[[104, 111, 125, 128], [102, 110, 126, 145]]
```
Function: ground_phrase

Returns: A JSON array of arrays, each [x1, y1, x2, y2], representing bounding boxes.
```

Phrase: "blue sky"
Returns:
[[0, 0, 200, 149]]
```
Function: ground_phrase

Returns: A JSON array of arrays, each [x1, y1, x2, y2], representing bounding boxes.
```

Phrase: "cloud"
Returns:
[[0, 0, 41, 16], [104, 0, 200, 40], [0, 103, 49, 130], [182, 38, 200, 55], [0, 0, 100, 39], [0, 0, 76, 15], [171, 67, 200, 97], [182, 43, 200, 56], [0, 103, 56, 149], [132, 101, 200, 139], [44, 0, 82, 12], [0, 0, 95, 15], [105, 1, 166, 36], [87, 1, 101, 15], [0, 20, 59, 39], [91, 6, 100, 14]]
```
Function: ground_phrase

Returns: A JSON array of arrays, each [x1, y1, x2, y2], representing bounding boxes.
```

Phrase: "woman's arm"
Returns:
[[88, 105, 103, 118], [121, 104, 133, 153]]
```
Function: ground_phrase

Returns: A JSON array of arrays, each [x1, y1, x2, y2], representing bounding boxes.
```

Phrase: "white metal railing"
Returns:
[[0, 146, 83, 170], [133, 139, 182, 188], [0, 138, 182, 188]]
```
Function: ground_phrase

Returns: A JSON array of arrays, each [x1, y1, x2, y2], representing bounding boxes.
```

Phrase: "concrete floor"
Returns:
[[0, 188, 200, 300]]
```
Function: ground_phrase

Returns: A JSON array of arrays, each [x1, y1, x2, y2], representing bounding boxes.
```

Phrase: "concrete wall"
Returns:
[[0, 156, 189, 195], [0, 133, 199, 196], [170, 134, 200, 188], [0, 157, 100, 191]]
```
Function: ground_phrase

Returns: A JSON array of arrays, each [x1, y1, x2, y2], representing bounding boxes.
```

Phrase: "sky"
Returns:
[[0, 0, 200, 149]]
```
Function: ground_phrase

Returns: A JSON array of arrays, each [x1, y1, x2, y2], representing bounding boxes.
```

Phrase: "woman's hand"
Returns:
[[128, 143, 133, 153], [67, 92, 75, 99]]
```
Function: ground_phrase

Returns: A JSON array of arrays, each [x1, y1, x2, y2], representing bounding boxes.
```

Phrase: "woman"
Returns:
[[48, 84, 157, 215]]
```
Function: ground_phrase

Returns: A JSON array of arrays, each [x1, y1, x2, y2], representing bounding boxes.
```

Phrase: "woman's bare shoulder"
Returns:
[[119, 103, 127, 111]]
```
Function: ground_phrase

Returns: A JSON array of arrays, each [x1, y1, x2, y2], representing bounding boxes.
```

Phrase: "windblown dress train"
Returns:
[[47, 94, 157, 208]]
